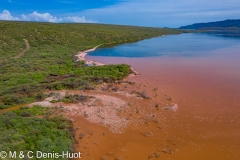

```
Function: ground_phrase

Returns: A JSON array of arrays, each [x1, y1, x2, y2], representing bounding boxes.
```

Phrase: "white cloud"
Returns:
[[0, 10, 19, 20], [0, 10, 96, 23], [21, 12, 58, 22], [60, 16, 94, 23]]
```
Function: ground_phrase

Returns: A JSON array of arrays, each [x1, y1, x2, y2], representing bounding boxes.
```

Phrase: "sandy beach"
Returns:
[[75, 45, 105, 66]]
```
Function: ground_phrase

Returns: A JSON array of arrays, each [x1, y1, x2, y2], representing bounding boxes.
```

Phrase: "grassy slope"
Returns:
[[0, 21, 182, 109]]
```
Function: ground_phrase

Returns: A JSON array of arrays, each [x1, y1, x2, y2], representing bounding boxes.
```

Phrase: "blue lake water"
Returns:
[[88, 33, 240, 57]]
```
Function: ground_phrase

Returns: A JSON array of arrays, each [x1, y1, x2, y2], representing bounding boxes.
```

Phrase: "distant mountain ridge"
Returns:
[[179, 19, 240, 30]]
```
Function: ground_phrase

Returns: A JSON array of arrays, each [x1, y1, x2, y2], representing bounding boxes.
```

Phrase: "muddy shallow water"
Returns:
[[82, 34, 240, 160]]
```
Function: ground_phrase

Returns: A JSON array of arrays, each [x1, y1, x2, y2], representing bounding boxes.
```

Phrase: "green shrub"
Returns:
[[1, 94, 20, 105], [0, 106, 73, 160]]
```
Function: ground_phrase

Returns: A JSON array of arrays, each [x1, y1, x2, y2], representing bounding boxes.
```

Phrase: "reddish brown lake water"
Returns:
[[84, 33, 240, 160]]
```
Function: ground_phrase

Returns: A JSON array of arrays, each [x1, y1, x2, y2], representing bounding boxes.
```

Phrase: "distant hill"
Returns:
[[179, 19, 240, 30]]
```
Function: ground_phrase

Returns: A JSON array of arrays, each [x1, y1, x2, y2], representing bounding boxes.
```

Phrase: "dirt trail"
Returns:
[[14, 39, 30, 58]]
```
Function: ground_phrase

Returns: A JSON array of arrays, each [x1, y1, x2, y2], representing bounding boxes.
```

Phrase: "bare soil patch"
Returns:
[[14, 39, 30, 58]]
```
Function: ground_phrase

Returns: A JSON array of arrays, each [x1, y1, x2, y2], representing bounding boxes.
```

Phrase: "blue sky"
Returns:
[[1, 0, 240, 27]]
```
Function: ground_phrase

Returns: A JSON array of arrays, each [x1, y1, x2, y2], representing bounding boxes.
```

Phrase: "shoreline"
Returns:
[[75, 44, 105, 66], [75, 45, 140, 76]]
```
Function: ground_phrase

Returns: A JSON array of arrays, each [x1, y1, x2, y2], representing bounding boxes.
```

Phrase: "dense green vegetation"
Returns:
[[0, 21, 182, 109], [0, 106, 73, 160]]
